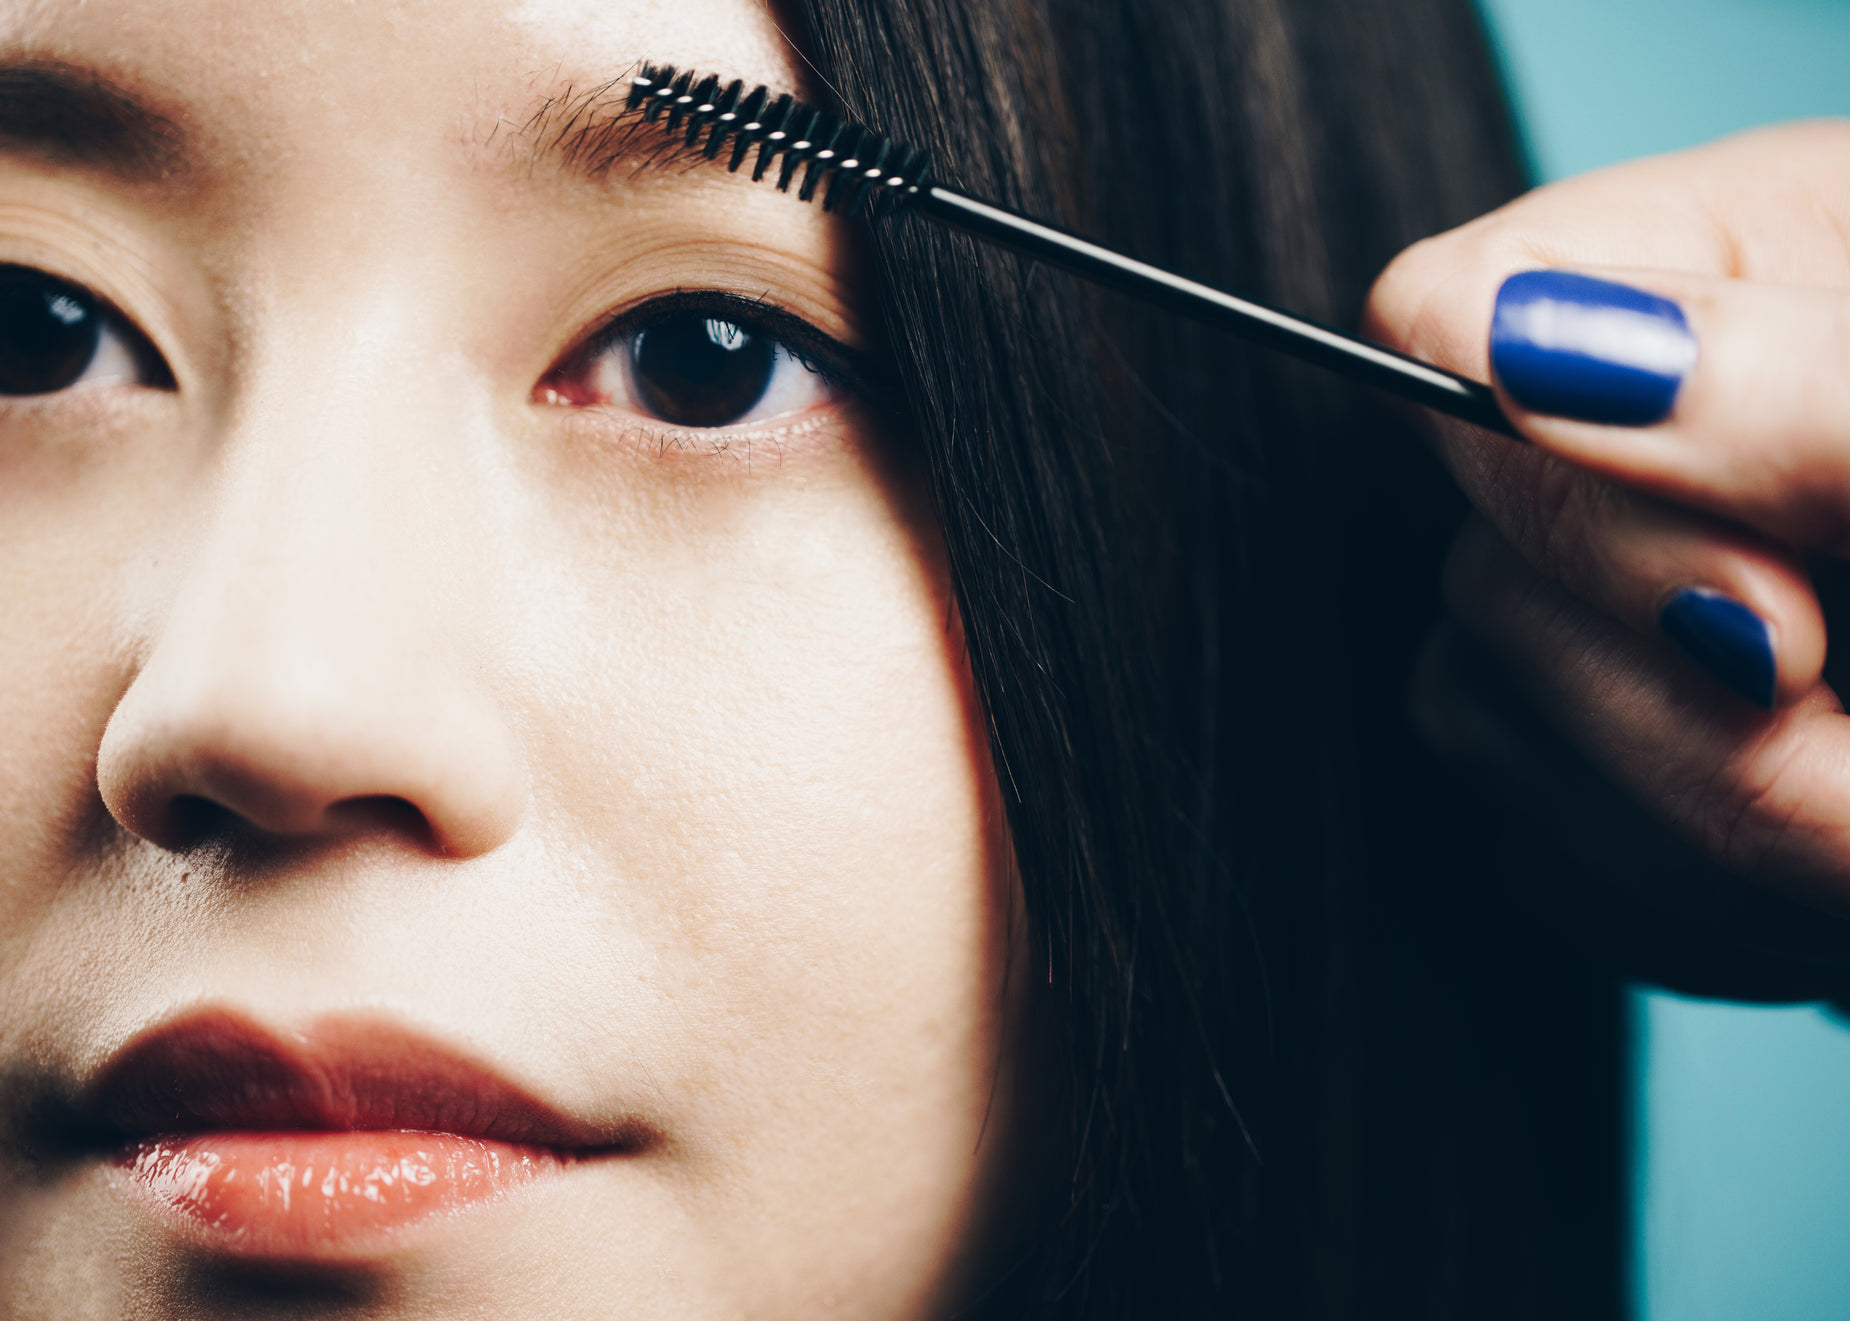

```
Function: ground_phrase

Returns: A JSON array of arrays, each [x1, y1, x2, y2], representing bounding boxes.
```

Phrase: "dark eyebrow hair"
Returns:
[[0, 59, 185, 179], [495, 75, 730, 183]]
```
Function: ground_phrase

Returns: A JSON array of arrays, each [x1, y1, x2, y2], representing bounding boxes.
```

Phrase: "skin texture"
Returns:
[[0, 1, 1029, 1317], [1366, 123, 1850, 930]]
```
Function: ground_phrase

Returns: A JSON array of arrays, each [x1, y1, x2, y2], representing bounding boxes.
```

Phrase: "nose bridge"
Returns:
[[201, 130, 516, 638], [228, 298, 465, 626], [95, 282, 527, 858], [184, 277, 495, 695]]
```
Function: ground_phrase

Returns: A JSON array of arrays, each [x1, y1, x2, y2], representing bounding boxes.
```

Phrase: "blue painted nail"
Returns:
[[1659, 588, 1775, 709], [1490, 270, 1696, 426]]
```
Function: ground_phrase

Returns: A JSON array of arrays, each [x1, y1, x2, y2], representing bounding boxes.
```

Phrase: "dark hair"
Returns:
[[788, 1, 1626, 1316]]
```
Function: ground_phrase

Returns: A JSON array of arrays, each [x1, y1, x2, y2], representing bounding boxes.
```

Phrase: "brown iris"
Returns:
[[629, 315, 775, 427], [0, 265, 103, 396]]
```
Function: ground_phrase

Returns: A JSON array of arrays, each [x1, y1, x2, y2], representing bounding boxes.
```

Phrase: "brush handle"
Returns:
[[914, 185, 1518, 439]]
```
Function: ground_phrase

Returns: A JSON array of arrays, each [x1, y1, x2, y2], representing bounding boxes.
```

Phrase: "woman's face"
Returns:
[[0, 1, 1026, 1316]]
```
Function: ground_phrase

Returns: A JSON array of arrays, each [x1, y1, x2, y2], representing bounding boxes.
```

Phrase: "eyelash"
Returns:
[[0, 269, 873, 437]]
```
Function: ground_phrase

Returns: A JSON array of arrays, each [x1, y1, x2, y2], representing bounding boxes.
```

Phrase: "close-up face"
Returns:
[[0, 1, 1028, 1316]]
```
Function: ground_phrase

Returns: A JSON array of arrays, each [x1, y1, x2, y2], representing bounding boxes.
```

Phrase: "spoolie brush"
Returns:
[[627, 64, 1515, 438]]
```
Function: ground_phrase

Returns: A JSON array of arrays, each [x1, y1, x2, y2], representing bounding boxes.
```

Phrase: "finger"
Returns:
[[1425, 436, 1822, 707], [1412, 616, 1850, 999], [1440, 514, 1850, 915], [1365, 123, 1850, 542], [1361, 132, 1850, 710], [1364, 122, 1850, 374], [1482, 268, 1850, 552], [1375, 262, 1845, 707]]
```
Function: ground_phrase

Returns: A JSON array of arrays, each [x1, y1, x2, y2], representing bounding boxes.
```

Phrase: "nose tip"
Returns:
[[97, 654, 526, 860]]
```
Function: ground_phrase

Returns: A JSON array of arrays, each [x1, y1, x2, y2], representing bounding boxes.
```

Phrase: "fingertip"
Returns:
[[1656, 567, 1832, 711], [1659, 587, 1777, 709]]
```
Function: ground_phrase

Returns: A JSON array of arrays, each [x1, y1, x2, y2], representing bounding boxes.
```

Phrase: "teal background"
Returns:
[[1471, 3, 1850, 1319], [1481, 0, 1850, 180]]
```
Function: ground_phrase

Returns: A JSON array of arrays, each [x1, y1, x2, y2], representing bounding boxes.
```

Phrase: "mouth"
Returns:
[[69, 1008, 651, 1261]]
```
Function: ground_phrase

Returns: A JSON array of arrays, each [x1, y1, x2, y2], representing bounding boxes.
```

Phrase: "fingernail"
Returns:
[[1659, 588, 1775, 708], [1490, 270, 1696, 426]]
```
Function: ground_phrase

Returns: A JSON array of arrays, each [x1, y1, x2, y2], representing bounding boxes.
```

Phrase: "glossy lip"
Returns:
[[73, 1008, 654, 1260]]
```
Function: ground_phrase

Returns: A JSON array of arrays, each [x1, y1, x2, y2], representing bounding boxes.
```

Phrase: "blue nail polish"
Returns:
[[1659, 588, 1775, 709], [1490, 270, 1696, 426]]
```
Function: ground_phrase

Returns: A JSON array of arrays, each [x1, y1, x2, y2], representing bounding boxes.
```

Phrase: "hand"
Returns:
[[1364, 122, 1850, 991]]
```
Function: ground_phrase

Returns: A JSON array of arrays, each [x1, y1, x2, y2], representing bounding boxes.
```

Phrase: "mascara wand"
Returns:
[[628, 65, 1517, 439]]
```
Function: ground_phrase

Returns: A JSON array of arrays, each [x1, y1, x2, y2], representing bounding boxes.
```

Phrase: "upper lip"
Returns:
[[63, 1008, 643, 1153]]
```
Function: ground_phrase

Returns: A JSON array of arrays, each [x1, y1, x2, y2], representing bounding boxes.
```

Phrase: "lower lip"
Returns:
[[120, 1131, 566, 1258]]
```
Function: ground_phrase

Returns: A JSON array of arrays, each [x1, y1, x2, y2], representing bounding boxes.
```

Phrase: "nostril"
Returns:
[[96, 657, 526, 859], [167, 794, 235, 850], [323, 795, 440, 853], [157, 793, 438, 854]]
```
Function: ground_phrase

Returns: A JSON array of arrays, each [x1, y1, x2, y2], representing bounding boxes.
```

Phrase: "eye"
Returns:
[[0, 264, 167, 396], [541, 303, 837, 428]]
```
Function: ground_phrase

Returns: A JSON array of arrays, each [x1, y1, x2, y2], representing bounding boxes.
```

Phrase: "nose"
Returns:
[[98, 637, 526, 857], [96, 324, 526, 860]]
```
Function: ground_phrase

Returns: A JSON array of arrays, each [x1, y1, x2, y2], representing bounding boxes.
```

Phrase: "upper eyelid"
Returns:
[[0, 193, 210, 385]]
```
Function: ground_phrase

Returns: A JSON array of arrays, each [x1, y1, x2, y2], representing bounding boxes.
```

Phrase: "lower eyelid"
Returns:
[[548, 401, 862, 467], [0, 379, 178, 438]]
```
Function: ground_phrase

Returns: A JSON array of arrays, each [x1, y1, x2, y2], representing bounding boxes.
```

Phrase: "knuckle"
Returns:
[[1828, 289, 1850, 396], [1676, 729, 1804, 874], [1511, 458, 1609, 596], [1803, 296, 1850, 526], [1732, 289, 1850, 551], [1784, 288, 1850, 420], [1437, 520, 1581, 665], [1521, 456, 1581, 548]]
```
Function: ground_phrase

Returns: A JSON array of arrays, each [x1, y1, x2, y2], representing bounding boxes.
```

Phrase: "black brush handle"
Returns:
[[915, 185, 1518, 439]]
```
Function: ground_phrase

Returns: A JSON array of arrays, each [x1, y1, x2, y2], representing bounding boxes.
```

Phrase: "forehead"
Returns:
[[0, 0, 800, 155]]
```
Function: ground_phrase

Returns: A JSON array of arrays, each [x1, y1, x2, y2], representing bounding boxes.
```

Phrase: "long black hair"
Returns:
[[788, 1, 1626, 1315]]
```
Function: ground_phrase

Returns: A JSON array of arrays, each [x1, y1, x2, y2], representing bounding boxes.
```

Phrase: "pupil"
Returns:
[[0, 265, 102, 396], [630, 314, 775, 427]]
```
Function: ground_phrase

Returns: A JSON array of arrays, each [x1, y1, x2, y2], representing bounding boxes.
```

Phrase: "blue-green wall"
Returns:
[[1483, 0, 1850, 179], [1472, 3, 1850, 1318]]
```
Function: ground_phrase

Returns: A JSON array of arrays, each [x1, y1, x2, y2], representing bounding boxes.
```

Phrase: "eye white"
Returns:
[[66, 318, 141, 390]]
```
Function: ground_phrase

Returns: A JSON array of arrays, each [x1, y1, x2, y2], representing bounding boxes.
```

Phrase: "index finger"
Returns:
[[1366, 121, 1850, 393]]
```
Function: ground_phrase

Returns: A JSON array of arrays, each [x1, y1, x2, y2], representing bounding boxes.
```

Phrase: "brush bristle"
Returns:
[[627, 64, 930, 215]]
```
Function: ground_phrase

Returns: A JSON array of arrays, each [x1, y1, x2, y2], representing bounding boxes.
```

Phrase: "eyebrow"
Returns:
[[0, 59, 752, 191], [0, 59, 185, 179], [496, 75, 731, 184]]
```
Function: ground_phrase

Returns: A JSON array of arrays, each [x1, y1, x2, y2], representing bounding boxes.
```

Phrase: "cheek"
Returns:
[[535, 461, 1007, 1042], [0, 396, 190, 952], [507, 438, 1022, 1301]]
